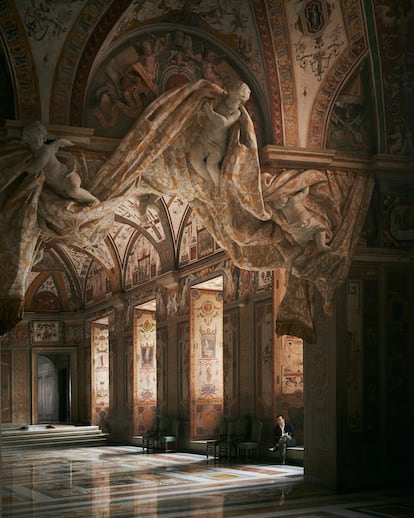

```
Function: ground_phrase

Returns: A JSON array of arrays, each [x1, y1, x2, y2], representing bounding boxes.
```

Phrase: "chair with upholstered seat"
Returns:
[[143, 415, 171, 452], [158, 418, 179, 452]]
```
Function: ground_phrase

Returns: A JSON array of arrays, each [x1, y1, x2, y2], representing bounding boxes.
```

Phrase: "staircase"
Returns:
[[1, 425, 108, 449]]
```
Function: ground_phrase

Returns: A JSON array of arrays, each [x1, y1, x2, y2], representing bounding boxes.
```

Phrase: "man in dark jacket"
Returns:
[[269, 414, 296, 464]]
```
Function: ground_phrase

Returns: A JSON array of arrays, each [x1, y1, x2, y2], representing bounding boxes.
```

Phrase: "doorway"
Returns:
[[32, 348, 78, 425], [190, 276, 224, 440], [133, 300, 157, 436], [91, 317, 110, 430]]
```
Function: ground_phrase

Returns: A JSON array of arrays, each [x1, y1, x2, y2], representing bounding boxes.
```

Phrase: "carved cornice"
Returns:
[[261, 145, 337, 168], [354, 248, 414, 262], [1, 120, 95, 144], [261, 145, 414, 176]]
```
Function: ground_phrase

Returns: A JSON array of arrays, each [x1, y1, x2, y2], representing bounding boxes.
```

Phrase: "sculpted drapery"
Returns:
[[0, 79, 374, 340]]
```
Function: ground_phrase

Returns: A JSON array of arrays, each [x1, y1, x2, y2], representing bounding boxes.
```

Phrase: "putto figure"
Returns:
[[189, 80, 251, 192], [22, 121, 99, 205]]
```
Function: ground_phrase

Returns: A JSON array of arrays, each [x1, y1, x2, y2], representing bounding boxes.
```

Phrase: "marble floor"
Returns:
[[1, 445, 413, 517]]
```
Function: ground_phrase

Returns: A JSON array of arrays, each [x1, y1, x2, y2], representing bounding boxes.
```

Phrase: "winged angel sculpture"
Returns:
[[0, 80, 373, 341]]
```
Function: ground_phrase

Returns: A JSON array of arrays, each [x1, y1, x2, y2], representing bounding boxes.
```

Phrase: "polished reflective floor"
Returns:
[[1, 445, 413, 517]]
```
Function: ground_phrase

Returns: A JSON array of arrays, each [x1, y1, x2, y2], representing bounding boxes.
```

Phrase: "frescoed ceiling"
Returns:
[[0, 0, 413, 310]]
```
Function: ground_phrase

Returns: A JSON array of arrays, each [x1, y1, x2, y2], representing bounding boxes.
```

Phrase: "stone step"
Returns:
[[1, 425, 108, 449]]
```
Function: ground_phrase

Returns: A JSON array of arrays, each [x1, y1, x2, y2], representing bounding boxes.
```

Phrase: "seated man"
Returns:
[[269, 414, 296, 464]]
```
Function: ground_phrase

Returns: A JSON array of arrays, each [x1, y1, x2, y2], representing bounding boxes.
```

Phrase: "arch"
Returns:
[[325, 58, 377, 154], [308, 41, 368, 149], [0, 0, 41, 120], [0, 33, 16, 120], [81, 23, 272, 144], [25, 268, 76, 313], [123, 232, 162, 291], [177, 207, 222, 268], [84, 259, 113, 306], [46, 247, 85, 309], [49, 0, 129, 124], [255, 0, 287, 145]]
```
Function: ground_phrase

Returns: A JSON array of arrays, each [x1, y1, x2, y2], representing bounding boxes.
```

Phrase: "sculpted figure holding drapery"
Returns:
[[0, 79, 374, 340]]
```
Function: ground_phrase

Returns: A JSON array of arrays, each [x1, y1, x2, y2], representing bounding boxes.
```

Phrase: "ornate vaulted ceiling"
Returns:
[[0, 0, 412, 312]]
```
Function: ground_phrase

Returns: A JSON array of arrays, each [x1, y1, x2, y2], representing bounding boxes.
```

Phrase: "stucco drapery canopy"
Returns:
[[0, 80, 373, 341]]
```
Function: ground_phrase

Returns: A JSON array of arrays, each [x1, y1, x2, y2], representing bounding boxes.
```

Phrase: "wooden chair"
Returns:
[[237, 419, 263, 460], [143, 418, 160, 453], [216, 419, 236, 460], [217, 416, 249, 460], [206, 418, 228, 462], [143, 415, 170, 452]]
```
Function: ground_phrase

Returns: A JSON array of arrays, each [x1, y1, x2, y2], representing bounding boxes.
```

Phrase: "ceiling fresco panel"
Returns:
[[95, 0, 267, 90], [109, 220, 137, 266], [83, 25, 267, 143], [57, 244, 93, 281], [163, 195, 189, 248], [124, 233, 161, 290], [308, 0, 367, 148], [82, 240, 116, 271], [326, 58, 377, 154], [116, 199, 166, 242], [50, 0, 127, 124], [178, 210, 222, 267], [265, 0, 297, 146], [285, 0, 349, 147], [13, 0, 85, 122], [84, 260, 112, 306]]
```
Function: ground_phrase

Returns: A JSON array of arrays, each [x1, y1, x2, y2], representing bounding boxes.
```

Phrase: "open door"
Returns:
[[32, 348, 78, 425]]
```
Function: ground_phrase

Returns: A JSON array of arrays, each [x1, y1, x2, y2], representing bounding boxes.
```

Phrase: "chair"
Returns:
[[233, 416, 249, 443], [216, 419, 236, 460], [217, 416, 249, 460], [143, 417, 160, 453], [158, 418, 179, 452], [237, 419, 263, 460], [206, 418, 228, 463], [143, 415, 170, 452]]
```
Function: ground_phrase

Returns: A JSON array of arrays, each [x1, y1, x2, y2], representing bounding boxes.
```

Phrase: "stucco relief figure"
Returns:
[[266, 185, 331, 262], [200, 48, 224, 87], [92, 66, 144, 129], [88, 79, 373, 341], [189, 80, 251, 193], [0, 79, 373, 341], [0, 123, 115, 334], [22, 122, 99, 205], [131, 37, 163, 96]]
